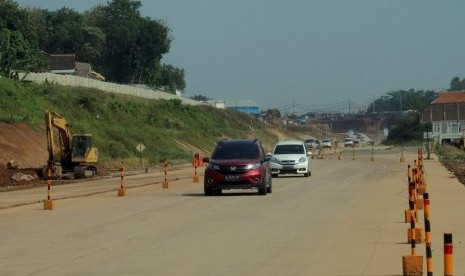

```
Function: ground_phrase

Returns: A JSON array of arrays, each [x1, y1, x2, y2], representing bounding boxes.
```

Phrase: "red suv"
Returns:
[[202, 139, 272, 196]]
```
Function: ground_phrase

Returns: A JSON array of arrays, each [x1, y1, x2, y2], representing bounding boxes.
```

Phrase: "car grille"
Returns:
[[279, 160, 298, 165], [218, 165, 248, 174]]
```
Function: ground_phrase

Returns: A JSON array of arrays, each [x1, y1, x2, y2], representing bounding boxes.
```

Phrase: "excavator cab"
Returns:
[[71, 134, 98, 163]]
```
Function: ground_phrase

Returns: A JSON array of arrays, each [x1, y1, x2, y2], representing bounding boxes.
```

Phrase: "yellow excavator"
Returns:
[[44, 109, 98, 179]]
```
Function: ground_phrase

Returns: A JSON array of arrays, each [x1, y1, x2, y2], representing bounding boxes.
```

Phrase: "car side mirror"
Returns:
[[202, 157, 210, 163]]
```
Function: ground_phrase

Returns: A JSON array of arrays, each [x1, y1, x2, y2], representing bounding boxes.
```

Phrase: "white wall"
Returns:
[[22, 73, 201, 106]]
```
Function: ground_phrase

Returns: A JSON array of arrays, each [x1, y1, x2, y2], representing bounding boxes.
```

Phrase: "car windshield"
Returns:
[[212, 143, 259, 159], [274, 144, 305, 154]]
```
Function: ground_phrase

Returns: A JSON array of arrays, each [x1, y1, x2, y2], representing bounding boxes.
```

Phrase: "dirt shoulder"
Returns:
[[0, 123, 47, 188]]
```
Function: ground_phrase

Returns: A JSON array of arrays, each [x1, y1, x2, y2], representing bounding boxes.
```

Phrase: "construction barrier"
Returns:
[[423, 193, 433, 276], [118, 161, 126, 196], [444, 233, 453, 276], [370, 144, 375, 161], [163, 159, 170, 189], [192, 153, 202, 183], [43, 164, 54, 210], [405, 181, 417, 223], [400, 145, 405, 162], [402, 211, 423, 275]]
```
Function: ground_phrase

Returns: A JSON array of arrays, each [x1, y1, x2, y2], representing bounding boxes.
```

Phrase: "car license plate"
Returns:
[[225, 175, 241, 181], [283, 166, 293, 170]]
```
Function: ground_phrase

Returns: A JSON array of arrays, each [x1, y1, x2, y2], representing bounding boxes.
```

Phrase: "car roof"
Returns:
[[275, 140, 305, 145], [219, 138, 259, 144]]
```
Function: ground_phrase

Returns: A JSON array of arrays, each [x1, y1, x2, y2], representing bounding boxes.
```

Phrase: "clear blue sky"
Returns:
[[15, 0, 465, 113]]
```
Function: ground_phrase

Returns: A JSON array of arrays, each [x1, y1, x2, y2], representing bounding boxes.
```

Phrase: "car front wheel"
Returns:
[[204, 186, 214, 196], [258, 184, 267, 195], [266, 181, 272, 193]]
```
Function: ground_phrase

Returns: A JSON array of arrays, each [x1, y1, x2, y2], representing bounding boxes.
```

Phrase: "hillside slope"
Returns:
[[0, 78, 296, 172]]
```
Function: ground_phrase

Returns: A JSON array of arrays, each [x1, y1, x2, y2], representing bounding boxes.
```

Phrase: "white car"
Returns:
[[344, 137, 354, 147], [270, 140, 311, 177], [321, 139, 332, 148]]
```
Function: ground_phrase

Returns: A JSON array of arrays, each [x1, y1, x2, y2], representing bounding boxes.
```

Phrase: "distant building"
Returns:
[[420, 91, 465, 144], [226, 100, 260, 116], [44, 53, 105, 81], [45, 53, 75, 74]]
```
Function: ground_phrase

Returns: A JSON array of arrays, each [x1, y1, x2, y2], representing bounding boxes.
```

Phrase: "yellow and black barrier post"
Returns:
[[405, 181, 417, 223], [407, 179, 423, 244], [118, 161, 126, 196], [193, 153, 200, 183], [338, 150, 343, 160], [163, 159, 170, 189], [418, 147, 423, 167], [412, 169, 423, 210], [43, 164, 54, 210], [370, 143, 375, 161], [423, 193, 433, 276], [400, 145, 405, 162], [402, 211, 423, 275], [407, 164, 412, 183], [444, 233, 453, 276]]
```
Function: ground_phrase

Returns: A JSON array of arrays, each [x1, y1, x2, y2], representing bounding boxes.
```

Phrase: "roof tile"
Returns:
[[431, 91, 465, 104]]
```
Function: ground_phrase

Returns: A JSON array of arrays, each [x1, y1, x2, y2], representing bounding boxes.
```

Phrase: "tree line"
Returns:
[[366, 75, 465, 115], [0, 0, 185, 94]]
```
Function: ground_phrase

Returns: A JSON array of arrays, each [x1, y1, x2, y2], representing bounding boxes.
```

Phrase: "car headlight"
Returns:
[[207, 164, 220, 170], [298, 157, 307, 163], [270, 157, 279, 163], [244, 163, 260, 170]]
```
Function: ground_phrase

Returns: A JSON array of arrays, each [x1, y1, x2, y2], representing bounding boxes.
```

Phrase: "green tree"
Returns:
[[449, 77, 465, 91], [190, 95, 210, 101], [368, 89, 438, 114], [159, 64, 186, 93], [85, 0, 173, 85], [37, 8, 84, 54], [77, 26, 106, 66], [385, 113, 422, 144], [265, 108, 281, 119], [0, 1, 44, 79], [0, 0, 37, 43]]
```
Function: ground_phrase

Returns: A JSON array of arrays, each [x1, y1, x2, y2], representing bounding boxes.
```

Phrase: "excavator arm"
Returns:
[[45, 109, 73, 164]]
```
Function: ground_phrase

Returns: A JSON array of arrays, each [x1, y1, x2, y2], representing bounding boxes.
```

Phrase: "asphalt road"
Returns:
[[1, 147, 464, 275]]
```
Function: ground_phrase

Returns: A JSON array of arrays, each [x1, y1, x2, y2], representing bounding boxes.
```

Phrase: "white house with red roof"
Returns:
[[420, 91, 465, 144]]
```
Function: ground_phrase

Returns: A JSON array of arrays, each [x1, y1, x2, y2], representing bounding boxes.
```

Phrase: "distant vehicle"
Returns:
[[354, 140, 360, 147], [202, 139, 272, 196], [367, 140, 375, 146], [344, 137, 354, 147], [305, 139, 317, 149], [321, 139, 332, 148], [315, 140, 321, 149], [270, 140, 311, 178]]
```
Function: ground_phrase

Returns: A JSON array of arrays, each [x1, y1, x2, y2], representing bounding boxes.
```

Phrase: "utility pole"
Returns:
[[348, 97, 351, 114], [400, 91, 403, 114], [372, 95, 375, 113]]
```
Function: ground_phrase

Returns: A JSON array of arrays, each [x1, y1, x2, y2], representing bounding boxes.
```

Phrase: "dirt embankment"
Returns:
[[0, 123, 47, 188]]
